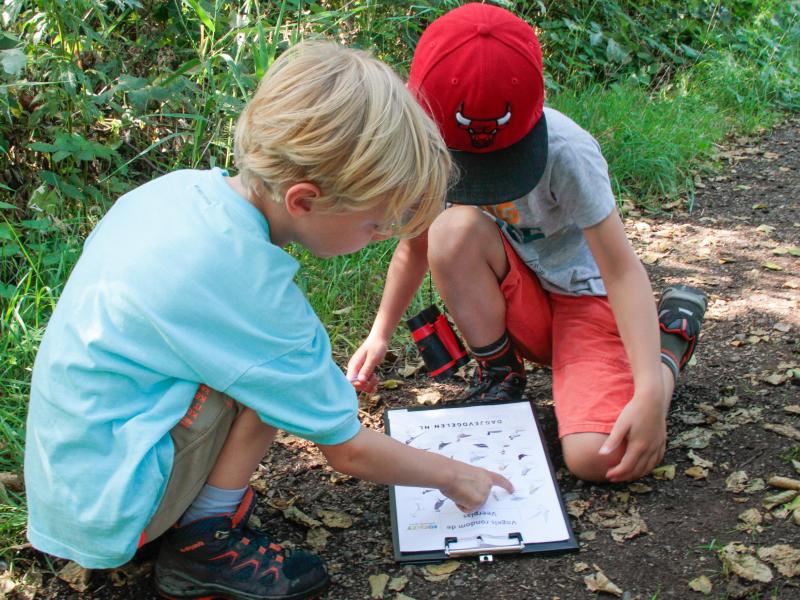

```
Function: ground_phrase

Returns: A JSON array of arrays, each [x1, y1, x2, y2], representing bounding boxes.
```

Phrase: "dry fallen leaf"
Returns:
[[763, 423, 800, 441], [424, 561, 460, 576], [738, 508, 763, 527], [688, 450, 714, 469], [641, 252, 665, 265], [726, 471, 749, 493], [368, 573, 390, 599], [588, 508, 649, 542], [305, 527, 330, 551], [762, 261, 783, 271], [584, 571, 623, 597], [720, 543, 773, 583], [763, 371, 792, 386], [317, 509, 353, 529], [423, 560, 460, 582], [651, 464, 676, 480], [108, 562, 150, 588], [688, 575, 712, 594], [756, 544, 800, 577], [359, 392, 381, 411], [574, 561, 591, 573], [416, 390, 441, 405], [763, 489, 798, 510], [772, 322, 792, 334], [388, 575, 409, 592], [282, 506, 322, 528], [57, 561, 92, 593], [685, 466, 708, 480], [566, 499, 590, 518], [670, 427, 715, 449], [398, 360, 425, 378], [330, 471, 353, 485], [628, 482, 653, 494]]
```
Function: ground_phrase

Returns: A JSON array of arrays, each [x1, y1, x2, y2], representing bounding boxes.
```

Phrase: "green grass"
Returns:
[[1, 0, 799, 559]]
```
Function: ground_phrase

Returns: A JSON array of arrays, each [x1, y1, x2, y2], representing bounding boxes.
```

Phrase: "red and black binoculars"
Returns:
[[406, 305, 469, 380]]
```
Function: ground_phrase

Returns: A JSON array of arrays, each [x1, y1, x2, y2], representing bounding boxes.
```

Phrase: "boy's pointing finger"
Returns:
[[490, 471, 514, 494]]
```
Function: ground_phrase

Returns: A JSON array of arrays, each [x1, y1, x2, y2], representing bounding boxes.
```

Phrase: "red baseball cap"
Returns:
[[409, 3, 547, 205]]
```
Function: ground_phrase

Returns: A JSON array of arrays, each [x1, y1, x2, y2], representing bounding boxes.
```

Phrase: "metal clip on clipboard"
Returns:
[[444, 533, 524, 560]]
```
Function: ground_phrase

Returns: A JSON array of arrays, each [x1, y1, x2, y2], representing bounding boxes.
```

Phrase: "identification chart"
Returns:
[[385, 401, 573, 557]]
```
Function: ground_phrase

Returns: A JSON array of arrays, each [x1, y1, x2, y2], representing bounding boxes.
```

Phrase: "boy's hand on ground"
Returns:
[[346, 334, 389, 393], [440, 463, 514, 513], [601, 393, 667, 482]]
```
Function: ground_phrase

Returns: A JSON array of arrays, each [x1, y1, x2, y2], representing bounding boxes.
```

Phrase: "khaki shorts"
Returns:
[[139, 385, 242, 547]]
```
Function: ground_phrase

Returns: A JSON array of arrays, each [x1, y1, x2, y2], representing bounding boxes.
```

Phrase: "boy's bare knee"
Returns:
[[428, 206, 483, 250], [428, 206, 501, 270], [561, 433, 622, 483]]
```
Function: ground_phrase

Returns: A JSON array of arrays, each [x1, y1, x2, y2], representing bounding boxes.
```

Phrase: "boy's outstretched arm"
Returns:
[[584, 211, 668, 482], [319, 426, 513, 512], [347, 233, 430, 392]]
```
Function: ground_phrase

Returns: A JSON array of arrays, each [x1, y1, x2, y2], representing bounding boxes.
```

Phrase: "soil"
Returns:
[[4, 119, 799, 600]]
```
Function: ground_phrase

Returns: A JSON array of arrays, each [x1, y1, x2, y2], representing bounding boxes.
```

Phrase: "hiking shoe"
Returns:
[[658, 284, 708, 376], [462, 362, 526, 402], [154, 487, 329, 600]]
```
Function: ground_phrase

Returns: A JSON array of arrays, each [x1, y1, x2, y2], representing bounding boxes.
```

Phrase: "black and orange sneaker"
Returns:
[[462, 362, 526, 402], [658, 284, 708, 381], [154, 487, 329, 600]]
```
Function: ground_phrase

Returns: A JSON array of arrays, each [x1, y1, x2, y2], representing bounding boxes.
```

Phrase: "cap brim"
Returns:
[[447, 112, 548, 205]]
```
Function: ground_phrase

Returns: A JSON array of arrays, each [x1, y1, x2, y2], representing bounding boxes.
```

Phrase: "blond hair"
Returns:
[[234, 40, 451, 238]]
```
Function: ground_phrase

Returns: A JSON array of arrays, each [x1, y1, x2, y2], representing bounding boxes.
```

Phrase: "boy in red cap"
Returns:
[[348, 3, 707, 483]]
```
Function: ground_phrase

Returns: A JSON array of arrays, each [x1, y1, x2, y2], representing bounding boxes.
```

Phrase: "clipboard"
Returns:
[[385, 400, 578, 563]]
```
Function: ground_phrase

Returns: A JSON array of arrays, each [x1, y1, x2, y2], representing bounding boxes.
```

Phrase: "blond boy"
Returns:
[[24, 41, 511, 600]]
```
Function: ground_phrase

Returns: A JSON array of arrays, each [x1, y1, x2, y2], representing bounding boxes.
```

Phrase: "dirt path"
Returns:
[[7, 119, 799, 600]]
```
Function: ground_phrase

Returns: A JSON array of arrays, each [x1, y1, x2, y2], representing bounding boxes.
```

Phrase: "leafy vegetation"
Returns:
[[1, 0, 798, 554]]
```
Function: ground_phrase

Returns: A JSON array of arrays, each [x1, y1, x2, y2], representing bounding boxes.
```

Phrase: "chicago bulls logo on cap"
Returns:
[[407, 3, 549, 205], [455, 102, 512, 149]]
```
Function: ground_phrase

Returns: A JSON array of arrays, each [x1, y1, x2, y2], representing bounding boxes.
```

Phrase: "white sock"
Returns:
[[179, 483, 248, 526]]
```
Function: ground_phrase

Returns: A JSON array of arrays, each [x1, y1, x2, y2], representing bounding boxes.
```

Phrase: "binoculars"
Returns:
[[406, 305, 469, 380]]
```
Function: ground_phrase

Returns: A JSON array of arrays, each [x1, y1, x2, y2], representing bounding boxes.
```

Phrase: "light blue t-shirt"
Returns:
[[24, 168, 360, 568]]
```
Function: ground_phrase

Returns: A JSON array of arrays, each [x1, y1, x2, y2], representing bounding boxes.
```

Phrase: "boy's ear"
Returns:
[[284, 182, 322, 217]]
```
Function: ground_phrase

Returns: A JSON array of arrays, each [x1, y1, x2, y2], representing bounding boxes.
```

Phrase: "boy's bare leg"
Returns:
[[561, 363, 676, 482], [427, 205, 510, 347], [207, 407, 277, 489]]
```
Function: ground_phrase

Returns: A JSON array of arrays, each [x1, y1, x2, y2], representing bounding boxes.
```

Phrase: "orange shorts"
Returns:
[[498, 234, 634, 438]]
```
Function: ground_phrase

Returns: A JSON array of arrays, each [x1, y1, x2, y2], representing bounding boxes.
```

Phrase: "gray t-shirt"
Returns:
[[481, 107, 616, 296]]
